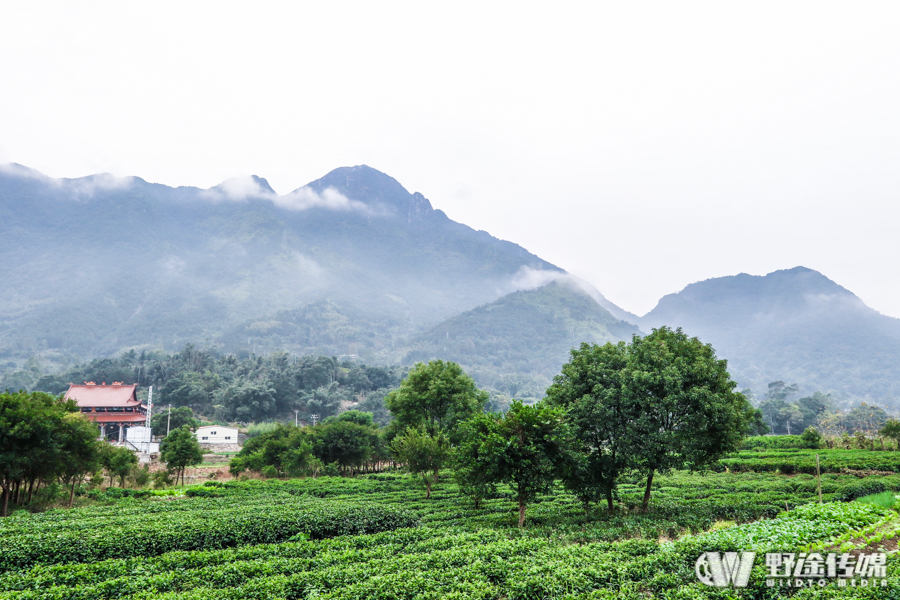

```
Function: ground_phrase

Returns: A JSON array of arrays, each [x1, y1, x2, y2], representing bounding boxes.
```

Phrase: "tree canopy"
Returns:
[[456, 400, 568, 526], [385, 360, 487, 441], [545, 327, 752, 513], [159, 426, 203, 485]]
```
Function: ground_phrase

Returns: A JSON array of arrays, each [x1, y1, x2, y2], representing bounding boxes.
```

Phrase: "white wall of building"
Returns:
[[195, 426, 239, 445], [126, 426, 152, 443]]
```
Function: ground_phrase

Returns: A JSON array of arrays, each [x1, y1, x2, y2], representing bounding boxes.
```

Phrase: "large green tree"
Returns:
[[625, 327, 751, 511], [58, 414, 103, 506], [159, 425, 203, 485], [545, 341, 633, 513], [456, 400, 568, 526], [311, 420, 377, 475], [0, 391, 81, 516], [385, 360, 488, 442]]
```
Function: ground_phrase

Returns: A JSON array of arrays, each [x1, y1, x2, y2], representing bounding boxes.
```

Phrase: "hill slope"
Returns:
[[639, 267, 900, 403], [404, 281, 641, 400], [0, 164, 572, 362]]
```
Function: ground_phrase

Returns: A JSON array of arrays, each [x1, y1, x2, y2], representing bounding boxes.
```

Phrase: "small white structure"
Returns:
[[195, 425, 240, 445], [125, 426, 159, 453]]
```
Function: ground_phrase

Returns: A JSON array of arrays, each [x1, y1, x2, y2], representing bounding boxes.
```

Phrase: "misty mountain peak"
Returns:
[[301, 165, 443, 223], [250, 175, 276, 195]]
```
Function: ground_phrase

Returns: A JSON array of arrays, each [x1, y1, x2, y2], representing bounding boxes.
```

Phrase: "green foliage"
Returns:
[[880, 418, 900, 449], [836, 480, 888, 502], [458, 400, 568, 526], [99, 444, 138, 488], [741, 435, 809, 450], [626, 328, 751, 501], [0, 390, 102, 515], [230, 419, 384, 479], [151, 406, 200, 437], [1, 472, 898, 598], [391, 426, 449, 498], [800, 426, 823, 448], [385, 360, 487, 441], [545, 340, 632, 512], [720, 448, 900, 474], [856, 490, 897, 509], [0, 493, 418, 571], [547, 328, 751, 513], [310, 420, 379, 474], [159, 426, 203, 485], [324, 410, 374, 427], [27, 347, 404, 425]]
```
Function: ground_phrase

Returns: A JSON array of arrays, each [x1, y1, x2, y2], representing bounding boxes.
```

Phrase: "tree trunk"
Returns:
[[425, 478, 432, 499], [606, 488, 614, 513], [518, 499, 527, 527], [1, 486, 8, 517], [13, 480, 20, 505], [641, 469, 655, 513], [26, 479, 35, 504], [69, 479, 77, 507], [433, 467, 439, 483]]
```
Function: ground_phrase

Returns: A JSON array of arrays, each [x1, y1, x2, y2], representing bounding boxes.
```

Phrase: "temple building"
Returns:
[[64, 382, 148, 442]]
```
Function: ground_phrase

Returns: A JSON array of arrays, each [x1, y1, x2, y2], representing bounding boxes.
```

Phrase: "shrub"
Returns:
[[836, 480, 887, 502]]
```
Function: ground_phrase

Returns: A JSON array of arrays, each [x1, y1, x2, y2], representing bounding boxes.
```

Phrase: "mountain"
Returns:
[[639, 267, 900, 403], [0, 163, 589, 363], [404, 281, 641, 401]]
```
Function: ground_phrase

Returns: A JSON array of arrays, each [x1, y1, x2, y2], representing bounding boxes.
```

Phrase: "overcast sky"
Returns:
[[2, 2, 899, 317]]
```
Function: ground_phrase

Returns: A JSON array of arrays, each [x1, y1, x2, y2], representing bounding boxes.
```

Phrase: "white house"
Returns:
[[194, 425, 240, 445]]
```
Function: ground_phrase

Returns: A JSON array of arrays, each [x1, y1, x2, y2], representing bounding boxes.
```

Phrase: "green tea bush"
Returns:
[[836, 480, 887, 501], [0, 499, 418, 571], [741, 435, 808, 450]]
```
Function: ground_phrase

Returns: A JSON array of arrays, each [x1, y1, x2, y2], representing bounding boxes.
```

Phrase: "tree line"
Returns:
[[755, 380, 892, 437], [8, 347, 405, 424], [235, 327, 757, 525], [0, 390, 143, 517]]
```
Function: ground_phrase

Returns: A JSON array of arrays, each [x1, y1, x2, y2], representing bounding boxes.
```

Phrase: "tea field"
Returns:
[[1, 468, 900, 599]]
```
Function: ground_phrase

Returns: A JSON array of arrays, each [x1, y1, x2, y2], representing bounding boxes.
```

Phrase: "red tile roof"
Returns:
[[65, 383, 141, 407], [89, 413, 148, 424]]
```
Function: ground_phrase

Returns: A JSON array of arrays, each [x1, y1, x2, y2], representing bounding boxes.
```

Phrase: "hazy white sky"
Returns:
[[2, 2, 899, 317]]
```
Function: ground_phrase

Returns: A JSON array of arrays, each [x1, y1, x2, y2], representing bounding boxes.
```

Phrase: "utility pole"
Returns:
[[166, 404, 172, 436], [144, 386, 153, 453], [294, 409, 299, 427], [311, 414, 319, 426]]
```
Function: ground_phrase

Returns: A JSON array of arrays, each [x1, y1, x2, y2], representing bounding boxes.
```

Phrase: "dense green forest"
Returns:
[[0, 345, 406, 425]]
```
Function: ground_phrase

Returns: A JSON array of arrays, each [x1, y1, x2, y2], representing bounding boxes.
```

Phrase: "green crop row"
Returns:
[[0, 499, 418, 572], [0, 503, 892, 599], [719, 448, 900, 474]]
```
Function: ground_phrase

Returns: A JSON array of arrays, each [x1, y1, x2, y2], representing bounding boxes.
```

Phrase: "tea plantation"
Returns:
[[2, 467, 900, 599]]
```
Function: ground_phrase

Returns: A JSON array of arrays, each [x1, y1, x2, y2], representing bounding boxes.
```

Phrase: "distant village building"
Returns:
[[194, 425, 240, 446], [64, 382, 147, 442]]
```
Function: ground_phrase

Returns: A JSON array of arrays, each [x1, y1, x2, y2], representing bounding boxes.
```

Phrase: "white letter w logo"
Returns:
[[695, 552, 756, 588]]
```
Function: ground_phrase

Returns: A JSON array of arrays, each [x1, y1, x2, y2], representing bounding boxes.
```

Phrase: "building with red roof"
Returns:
[[64, 382, 148, 442]]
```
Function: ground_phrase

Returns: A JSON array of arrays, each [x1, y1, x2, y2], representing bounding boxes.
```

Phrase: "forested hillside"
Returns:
[[4, 345, 404, 425], [404, 282, 640, 401], [640, 267, 900, 406]]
